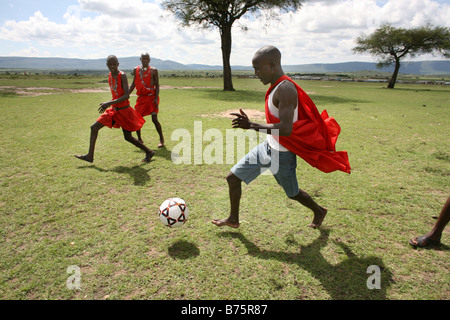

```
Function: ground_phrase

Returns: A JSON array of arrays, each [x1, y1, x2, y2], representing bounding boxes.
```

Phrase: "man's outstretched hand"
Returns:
[[230, 109, 251, 129]]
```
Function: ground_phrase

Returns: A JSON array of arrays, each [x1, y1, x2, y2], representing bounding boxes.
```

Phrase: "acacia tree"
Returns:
[[162, 0, 302, 91], [353, 24, 450, 89]]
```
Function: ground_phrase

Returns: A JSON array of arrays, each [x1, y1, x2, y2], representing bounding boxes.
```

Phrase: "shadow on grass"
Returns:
[[156, 147, 172, 161], [387, 87, 450, 93], [309, 94, 369, 106], [219, 229, 393, 300], [78, 164, 152, 186], [410, 242, 450, 252], [202, 89, 370, 106], [203, 89, 265, 104], [139, 146, 173, 161], [168, 240, 200, 259]]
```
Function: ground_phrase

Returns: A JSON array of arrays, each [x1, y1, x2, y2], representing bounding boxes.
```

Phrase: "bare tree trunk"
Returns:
[[388, 58, 401, 89], [220, 25, 235, 91]]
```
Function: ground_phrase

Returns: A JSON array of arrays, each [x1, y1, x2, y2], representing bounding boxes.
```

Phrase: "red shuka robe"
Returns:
[[109, 71, 130, 109], [265, 75, 351, 174], [97, 71, 145, 132], [134, 66, 159, 117]]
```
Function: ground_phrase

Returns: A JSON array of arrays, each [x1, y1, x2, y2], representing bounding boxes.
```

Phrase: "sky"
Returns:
[[0, 0, 449, 66]]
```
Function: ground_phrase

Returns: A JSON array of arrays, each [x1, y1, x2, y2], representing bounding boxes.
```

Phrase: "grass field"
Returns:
[[0, 74, 449, 301]]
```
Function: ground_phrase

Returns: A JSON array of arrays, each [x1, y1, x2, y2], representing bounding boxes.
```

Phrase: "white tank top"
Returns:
[[266, 80, 298, 151]]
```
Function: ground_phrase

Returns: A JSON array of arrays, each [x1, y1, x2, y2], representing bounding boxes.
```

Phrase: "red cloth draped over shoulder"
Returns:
[[97, 71, 145, 132], [134, 66, 159, 117], [265, 75, 351, 174], [109, 71, 130, 109], [135, 66, 155, 96]]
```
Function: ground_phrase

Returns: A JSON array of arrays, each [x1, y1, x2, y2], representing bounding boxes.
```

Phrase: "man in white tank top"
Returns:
[[212, 46, 327, 230], [266, 79, 298, 152]]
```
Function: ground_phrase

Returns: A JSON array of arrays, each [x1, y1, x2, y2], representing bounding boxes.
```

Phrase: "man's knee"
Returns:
[[226, 172, 241, 186], [288, 189, 305, 200], [90, 122, 103, 132], [289, 192, 300, 200], [122, 130, 134, 142], [124, 136, 134, 143]]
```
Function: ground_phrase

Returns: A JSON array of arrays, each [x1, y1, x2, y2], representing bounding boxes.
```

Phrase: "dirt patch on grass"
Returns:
[[201, 109, 266, 120], [69, 88, 110, 93], [0, 86, 110, 96], [1, 85, 219, 96]]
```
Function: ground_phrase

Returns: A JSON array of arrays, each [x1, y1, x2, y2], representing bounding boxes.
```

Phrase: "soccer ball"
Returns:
[[158, 198, 189, 228]]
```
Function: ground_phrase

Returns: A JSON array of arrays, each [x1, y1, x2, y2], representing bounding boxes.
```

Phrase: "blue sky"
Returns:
[[1, 0, 449, 65], [2, 1, 78, 23]]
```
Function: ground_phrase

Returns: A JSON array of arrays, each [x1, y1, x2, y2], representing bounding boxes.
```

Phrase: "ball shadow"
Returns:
[[168, 240, 200, 260]]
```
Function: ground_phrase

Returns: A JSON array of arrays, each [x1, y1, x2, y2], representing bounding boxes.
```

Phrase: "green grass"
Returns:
[[0, 75, 449, 300]]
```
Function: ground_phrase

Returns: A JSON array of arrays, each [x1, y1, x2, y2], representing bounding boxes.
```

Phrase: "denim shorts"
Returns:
[[231, 141, 300, 198]]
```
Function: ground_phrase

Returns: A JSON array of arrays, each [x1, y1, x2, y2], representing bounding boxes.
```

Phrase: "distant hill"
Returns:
[[0, 56, 449, 74], [0, 56, 187, 71], [283, 61, 450, 75]]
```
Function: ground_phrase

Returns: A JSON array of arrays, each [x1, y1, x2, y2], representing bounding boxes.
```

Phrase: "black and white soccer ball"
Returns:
[[158, 198, 189, 228]]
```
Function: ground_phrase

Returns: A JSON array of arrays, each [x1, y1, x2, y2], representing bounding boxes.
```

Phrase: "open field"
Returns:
[[0, 74, 449, 301]]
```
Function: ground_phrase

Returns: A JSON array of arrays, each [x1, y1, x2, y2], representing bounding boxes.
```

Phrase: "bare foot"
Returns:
[[158, 140, 165, 148], [138, 139, 144, 144], [74, 154, 93, 163], [142, 150, 155, 163], [409, 235, 440, 248], [211, 218, 240, 228], [309, 207, 328, 229]]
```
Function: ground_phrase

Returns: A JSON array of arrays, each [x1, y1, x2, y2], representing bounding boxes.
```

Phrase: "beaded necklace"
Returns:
[[110, 71, 123, 96], [138, 66, 154, 91]]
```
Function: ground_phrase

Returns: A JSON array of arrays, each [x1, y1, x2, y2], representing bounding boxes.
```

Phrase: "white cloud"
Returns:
[[79, 0, 148, 18], [232, 0, 450, 64], [0, 0, 449, 65], [10, 46, 51, 57]]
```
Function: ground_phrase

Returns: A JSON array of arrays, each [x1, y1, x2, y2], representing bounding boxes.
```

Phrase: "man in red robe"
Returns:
[[130, 52, 165, 148], [212, 46, 351, 230], [74, 55, 155, 163]]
